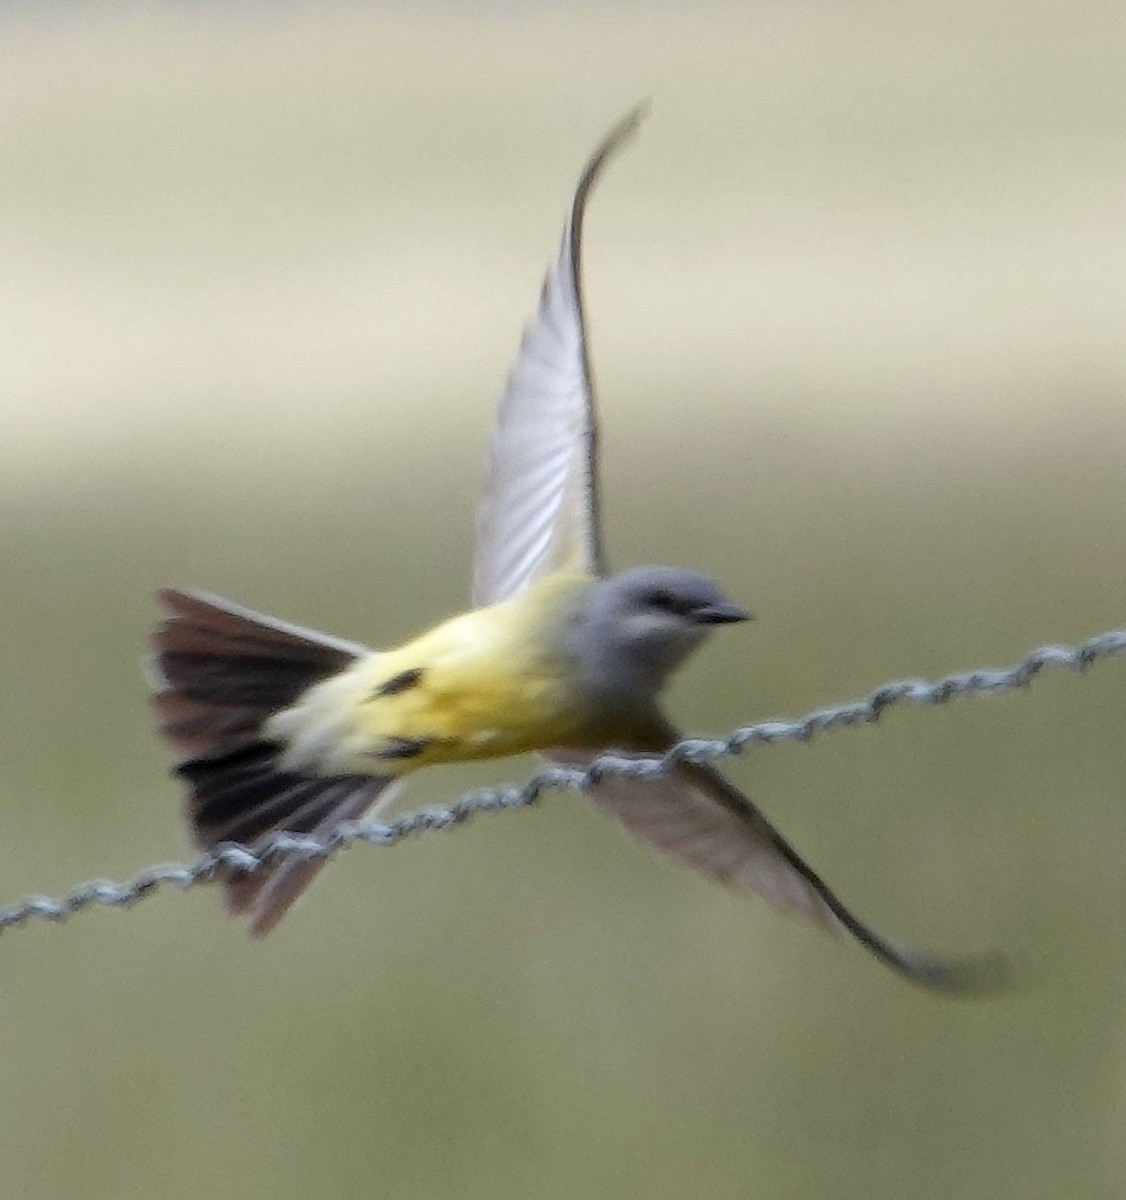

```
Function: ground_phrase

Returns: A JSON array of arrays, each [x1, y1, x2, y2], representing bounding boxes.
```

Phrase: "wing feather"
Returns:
[[472, 105, 647, 606], [548, 743, 1007, 994]]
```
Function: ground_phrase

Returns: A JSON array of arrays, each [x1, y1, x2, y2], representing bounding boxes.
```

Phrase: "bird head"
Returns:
[[571, 565, 751, 699]]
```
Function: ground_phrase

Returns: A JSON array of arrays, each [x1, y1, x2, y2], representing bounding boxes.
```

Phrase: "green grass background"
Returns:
[[3, 3, 1126, 1197]]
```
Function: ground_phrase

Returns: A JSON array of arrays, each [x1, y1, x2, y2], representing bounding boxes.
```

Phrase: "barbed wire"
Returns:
[[2, 626, 1123, 936]]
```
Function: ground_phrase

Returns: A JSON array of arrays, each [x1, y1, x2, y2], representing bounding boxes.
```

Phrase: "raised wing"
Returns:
[[549, 743, 1008, 994], [471, 106, 646, 608]]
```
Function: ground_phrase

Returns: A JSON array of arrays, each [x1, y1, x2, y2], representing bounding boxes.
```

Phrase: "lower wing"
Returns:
[[548, 740, 1007, 995]]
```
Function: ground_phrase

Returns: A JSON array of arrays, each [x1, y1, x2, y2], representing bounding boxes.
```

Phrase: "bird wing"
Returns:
[[548, 741, 1006, 994], [471, 105, 646, 608]]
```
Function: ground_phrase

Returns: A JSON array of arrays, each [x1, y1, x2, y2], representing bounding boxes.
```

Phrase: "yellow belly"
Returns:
[[266, 571, 595, 776]]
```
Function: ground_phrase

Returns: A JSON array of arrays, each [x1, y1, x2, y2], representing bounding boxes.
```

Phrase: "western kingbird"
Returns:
[[151, 108, 1003, 992]]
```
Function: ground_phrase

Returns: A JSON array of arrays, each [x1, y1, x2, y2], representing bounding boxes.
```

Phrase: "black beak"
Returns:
[[691, 602, 752, 625]]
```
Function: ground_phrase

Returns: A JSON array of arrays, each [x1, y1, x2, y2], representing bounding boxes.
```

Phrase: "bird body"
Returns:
[[267, 569, 599, 776]]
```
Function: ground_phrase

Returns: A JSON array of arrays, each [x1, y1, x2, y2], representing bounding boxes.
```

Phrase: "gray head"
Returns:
[[563, 565, 750, 704]]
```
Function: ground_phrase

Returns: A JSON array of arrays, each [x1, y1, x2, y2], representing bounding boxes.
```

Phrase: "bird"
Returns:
[[150, 106, 1004, 992]]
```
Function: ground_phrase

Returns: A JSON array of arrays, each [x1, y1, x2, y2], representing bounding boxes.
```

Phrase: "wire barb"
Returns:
[[1, 626, 1123, 936]]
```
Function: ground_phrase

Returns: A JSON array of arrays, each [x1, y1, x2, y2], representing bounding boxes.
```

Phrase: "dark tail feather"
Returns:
[[177, 742, 398, 937], [151, 588, 368, 759], [151, 589, 391, 935]]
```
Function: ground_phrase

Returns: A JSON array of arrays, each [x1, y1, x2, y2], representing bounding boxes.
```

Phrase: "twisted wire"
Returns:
[[1, 626, 1123, 935]]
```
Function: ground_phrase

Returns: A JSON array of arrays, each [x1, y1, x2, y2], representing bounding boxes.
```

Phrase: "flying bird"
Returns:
[[151, 108, 1003, 992]]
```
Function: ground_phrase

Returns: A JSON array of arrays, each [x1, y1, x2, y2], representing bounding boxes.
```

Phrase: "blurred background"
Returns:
[[3, 3, 1126, 1197]]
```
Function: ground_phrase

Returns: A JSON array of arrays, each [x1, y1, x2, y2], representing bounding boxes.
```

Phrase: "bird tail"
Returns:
[[151, 588, 396, 936]]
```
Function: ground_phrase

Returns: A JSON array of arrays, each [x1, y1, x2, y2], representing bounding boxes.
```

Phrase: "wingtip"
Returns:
[[581, 102, 650, 186], [611, 99, 651, 142], [898, 948, 1016, 999]]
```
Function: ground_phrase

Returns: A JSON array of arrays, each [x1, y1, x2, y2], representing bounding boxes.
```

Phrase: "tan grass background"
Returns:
[[2, 4, 1126, 1198]]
